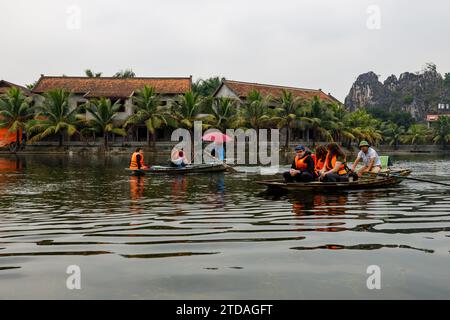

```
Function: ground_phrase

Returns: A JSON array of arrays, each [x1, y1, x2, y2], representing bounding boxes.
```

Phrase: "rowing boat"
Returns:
[[125, 163, 227, 175], [257, 169, 412, 192]]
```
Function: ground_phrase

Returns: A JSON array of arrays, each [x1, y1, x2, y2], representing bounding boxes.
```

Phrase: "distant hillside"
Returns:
[[345, 64, 450, 120]]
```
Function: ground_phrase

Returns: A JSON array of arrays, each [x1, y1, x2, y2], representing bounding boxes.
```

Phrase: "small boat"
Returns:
[[125, 163, 227, 175], [257, 169, 412, 192]]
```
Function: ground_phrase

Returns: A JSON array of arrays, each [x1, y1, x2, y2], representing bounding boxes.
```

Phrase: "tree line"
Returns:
[[1, 78, 449, 152]]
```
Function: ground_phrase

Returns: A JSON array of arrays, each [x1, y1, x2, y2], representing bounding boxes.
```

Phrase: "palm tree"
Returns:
[[81, 98, 127, 151], [85, 69, 102, 78], [27, 89, 78, 147], [432, 116, 450, 149], [381, 121, 405, 150], [273, 90, 304, 150], [234, 90, 273, 131], [343, 109, 382, 146], [329, 103, 355, 147], [124, 86, 176, 146], [401, 124, 432, 150], [0, 87, 33, 152], [170, 91, 209, 131], [300, 96, 336, 147], [170, 91, 210, 158], [113, 69, 135, 78], [192, 77, 224, 96], [205, 96, 238, 132]]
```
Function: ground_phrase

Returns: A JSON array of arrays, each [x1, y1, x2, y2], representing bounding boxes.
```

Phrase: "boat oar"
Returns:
[[222, 161, 238, 173], [376, 172, 450, 187]]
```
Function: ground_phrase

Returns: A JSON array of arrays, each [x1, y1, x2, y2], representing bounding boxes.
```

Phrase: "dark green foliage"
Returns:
[[192, 77, 225, 97]]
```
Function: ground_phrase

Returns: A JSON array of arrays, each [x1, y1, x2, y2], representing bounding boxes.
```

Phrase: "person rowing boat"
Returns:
[[283, 145, 315, 182], [349, 141, 382, 178]]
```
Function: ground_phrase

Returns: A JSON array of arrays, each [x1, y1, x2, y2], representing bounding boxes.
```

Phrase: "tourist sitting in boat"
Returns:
[[314, 145, 327, 174], [319, 143, 349, 182], [283, 145, 316, 183], [349, 141, 382, 178], [171, 148, 190, 167], [129, 147, 149, 170]]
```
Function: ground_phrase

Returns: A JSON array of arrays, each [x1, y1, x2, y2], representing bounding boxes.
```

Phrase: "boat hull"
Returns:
[[257, 169, 412, 192], [126, 163, 227, 175]]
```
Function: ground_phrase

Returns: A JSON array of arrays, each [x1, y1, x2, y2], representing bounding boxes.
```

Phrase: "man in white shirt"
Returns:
[[350, 141, 382, 177]]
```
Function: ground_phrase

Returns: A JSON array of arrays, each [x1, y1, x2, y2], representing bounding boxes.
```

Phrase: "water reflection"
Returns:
[[0, 156, 26, 171], [0, 154, 450, 298], [129, 175, 145, 214]]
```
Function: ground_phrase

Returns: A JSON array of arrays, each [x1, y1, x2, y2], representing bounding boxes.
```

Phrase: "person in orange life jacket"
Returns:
[[283, 145, 315, 183], [319, 143, 349, 182], [313, 145, 327, 175], [129, 147, 149, 170]]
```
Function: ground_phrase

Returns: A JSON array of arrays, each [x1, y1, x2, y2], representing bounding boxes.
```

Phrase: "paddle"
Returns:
[[222, 161, 238, 173], [375, 172, 450, 187], [205, 151, 238, 174]]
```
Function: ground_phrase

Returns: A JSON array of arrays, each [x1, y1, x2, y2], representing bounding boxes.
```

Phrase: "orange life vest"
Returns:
[[311, 154, 317, 166], [324, 152, 347, 175], [294, 155, 309, 171], [315, 157, 325, 172], [129, 152, 145, 170]]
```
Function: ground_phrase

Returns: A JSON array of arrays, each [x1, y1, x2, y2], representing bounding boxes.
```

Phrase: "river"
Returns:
[[0, 153, 449, 299]]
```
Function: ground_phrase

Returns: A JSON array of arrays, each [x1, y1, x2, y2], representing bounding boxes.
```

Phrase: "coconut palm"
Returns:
[[192, 76, 224, 97], [170, 91, 210, 131], [401, 124, 432, 150], [343, 109, 383, 146], [27, 89, 78, 147], [113, 69, 135, 78], [81, 98, 127, 151], [0, 87, 33, 152], [233, 90, 274, 131], [300, 96, 336, 147], [273, 90, 304, 150], [170, 91, 211, 158], [85, 69, 102, 78], [329, 103, 356, 147], [432, 116, 450, 149], [205, 96, 239, 132], [124, 85, 176, 146], [381, 121, 405, 150]]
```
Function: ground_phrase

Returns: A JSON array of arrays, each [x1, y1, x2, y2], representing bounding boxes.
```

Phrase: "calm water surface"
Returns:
[[0, 153, 449, 299]]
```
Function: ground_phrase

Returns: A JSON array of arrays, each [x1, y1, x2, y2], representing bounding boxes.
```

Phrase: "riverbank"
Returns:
[[1, 141, 448, 156]]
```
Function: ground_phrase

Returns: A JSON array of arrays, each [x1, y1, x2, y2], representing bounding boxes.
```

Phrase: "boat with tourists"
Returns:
[[257, 168, 412, 192]]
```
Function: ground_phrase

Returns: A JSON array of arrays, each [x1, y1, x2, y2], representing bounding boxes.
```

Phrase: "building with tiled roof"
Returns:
[[32, 76, 191, 98], [31, 75, 192, 125], [213, 79, 341, 105], [0, 80, 32, 96]]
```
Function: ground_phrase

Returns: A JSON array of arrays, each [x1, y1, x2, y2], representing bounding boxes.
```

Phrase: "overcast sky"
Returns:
[[1, 0, 449, 101]]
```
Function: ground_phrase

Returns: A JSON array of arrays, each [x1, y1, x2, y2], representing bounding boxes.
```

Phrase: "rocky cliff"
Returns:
[[345, 67, 450, 120]]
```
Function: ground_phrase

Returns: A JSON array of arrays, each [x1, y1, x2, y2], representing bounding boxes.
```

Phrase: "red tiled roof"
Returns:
[[0, 80, 32, 95], [217, 80, 340, 104], [32, 76, 192, 98], [427, 114, 450, 121]]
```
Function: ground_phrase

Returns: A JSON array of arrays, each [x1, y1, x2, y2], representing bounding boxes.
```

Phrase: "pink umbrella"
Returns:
[[202, 132, 232, 143]]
